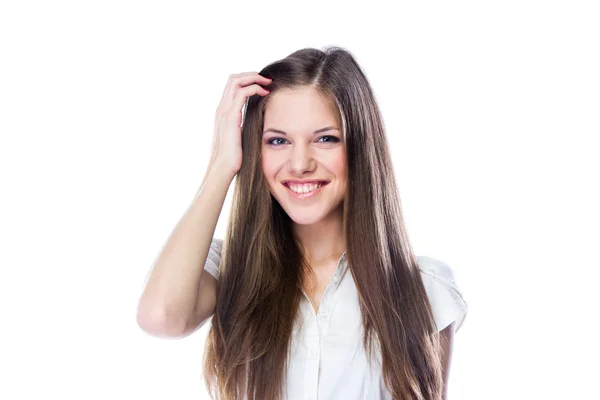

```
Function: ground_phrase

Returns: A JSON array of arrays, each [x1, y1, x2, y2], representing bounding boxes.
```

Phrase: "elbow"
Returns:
[[136, 304, 186, 338]]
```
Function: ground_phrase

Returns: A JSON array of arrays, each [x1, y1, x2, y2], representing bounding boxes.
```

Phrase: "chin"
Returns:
[[279, 199, 342, 225], [268, 184, 343, 224], [270, 196, 328, 225], [286, 211, 327, 225]]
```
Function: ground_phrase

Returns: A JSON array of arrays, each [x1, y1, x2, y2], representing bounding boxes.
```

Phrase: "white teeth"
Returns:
[[287, 183, 323, 193]]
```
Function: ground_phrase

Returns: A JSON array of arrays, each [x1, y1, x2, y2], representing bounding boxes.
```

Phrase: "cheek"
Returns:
[[329, 153, 347, 177], [261, 152, 280, 183]]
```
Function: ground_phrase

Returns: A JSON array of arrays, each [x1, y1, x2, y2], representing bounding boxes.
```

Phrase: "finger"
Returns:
[[224, 73, 271, 104], [229, 84, 269, 116], [221, 72, 272, 109]]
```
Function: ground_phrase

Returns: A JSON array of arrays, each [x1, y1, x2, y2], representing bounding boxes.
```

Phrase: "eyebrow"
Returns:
[[262, 126, 340, 136]]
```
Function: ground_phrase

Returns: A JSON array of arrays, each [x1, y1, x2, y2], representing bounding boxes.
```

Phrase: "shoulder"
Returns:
[[416, 255, 468, 333], [417, 255, 459, 287]]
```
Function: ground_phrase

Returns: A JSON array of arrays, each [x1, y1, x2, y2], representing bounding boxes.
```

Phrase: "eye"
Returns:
[[266, 137, 288, 146], [317, 135, 340, 143], [265, 135, 340, 147]]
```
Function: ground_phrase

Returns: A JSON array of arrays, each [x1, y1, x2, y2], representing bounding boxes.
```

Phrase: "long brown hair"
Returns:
[[203, 46, 443, 400]]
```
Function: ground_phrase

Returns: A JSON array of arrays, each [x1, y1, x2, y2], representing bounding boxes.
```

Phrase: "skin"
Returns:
[[440, 322, 455, 399], [260, 85, 454, 396], [261, 86, 347, 268]]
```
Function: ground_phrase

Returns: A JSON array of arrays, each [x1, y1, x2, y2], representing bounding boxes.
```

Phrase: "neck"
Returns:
[[292, 205, 346, 267]]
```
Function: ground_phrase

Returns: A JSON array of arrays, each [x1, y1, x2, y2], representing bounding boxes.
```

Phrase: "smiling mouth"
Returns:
[[283, 182, 329, 198]]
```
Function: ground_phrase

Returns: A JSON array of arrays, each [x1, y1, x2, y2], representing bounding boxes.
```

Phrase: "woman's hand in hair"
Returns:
[[208, 72, 272, 177]]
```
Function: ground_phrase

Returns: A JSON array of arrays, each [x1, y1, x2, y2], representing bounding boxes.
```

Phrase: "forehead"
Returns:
[[264, 87, 340, 127]]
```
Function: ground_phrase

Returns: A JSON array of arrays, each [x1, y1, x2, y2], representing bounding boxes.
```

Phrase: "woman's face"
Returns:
[[261, 86, 347, 225]]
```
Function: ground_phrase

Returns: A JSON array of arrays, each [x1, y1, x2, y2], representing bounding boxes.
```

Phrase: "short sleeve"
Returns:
[[204, 238, 224, 280], [417, 255, 468, 334]]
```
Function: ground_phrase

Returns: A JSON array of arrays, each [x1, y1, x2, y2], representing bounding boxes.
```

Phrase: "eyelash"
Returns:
[[266, 135, 340, 146]]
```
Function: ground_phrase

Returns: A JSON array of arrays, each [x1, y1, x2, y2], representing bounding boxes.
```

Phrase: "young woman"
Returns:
[[137, 46, 468, 400]]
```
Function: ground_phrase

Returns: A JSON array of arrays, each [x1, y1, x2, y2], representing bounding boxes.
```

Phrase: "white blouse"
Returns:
[[203, 238, 468, 400]]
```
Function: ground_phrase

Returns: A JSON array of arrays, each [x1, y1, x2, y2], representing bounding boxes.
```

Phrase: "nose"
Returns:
[[287, 143, 316, 174]]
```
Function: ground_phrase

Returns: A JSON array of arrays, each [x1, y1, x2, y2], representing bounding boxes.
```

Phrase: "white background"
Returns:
[[1, 1, 598, 399]]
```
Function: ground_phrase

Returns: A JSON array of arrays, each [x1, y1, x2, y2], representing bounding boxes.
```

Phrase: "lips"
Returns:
[[283, 181, 329, 199], [281, 180, 330, 186]]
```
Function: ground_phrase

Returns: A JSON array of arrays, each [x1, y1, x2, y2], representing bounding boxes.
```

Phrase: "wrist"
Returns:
[[207, 162, 237, 183]]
